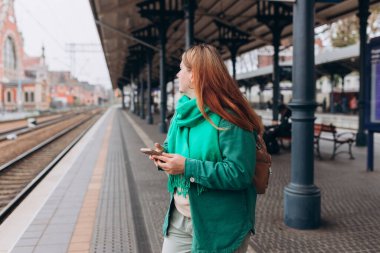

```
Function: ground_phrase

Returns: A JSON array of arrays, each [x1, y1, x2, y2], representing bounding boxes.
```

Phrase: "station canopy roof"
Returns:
[[89, 0, 380, 89]]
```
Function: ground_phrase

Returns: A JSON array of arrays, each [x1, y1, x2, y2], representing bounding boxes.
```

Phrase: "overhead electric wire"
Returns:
[[76, 58, 90, 77], [16, 3, 66, 52], [40, 0, 72, 40], [15, 1, 111, 86], [49, 57, 71, 69]]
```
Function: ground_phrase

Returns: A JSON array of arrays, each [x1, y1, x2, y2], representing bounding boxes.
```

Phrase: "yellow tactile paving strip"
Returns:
[[67, 117, 113, 253]]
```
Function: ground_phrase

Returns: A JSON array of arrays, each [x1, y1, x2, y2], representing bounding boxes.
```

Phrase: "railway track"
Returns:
[[0, 109, 103, 224], [0, 109, 93, 141], [0, 111, 72, 134]]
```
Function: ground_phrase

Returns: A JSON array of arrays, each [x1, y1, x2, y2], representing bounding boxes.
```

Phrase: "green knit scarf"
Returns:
[[166, 95, 212, 197]]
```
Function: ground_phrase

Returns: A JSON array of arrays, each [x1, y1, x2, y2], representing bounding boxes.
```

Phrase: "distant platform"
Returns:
[[0, 111, 40, 122]]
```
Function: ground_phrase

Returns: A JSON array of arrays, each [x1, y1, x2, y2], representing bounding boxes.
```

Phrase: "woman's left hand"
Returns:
[[152, 153, 186, 175]]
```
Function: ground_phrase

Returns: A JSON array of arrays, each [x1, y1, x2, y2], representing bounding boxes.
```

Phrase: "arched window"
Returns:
[[25, 92, 29, 102], [4, 36, 17, 71], [31, 92, 34, 102]]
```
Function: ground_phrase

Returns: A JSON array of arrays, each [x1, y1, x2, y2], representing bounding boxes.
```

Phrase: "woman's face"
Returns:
[[177, 61, 193, 95]]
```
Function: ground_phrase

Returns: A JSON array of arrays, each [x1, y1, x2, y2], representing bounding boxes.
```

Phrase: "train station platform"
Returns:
[[0, 106, 379, 253]]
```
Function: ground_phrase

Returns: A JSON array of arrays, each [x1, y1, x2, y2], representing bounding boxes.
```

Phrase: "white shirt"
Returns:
[[174, 190, 191, 218]]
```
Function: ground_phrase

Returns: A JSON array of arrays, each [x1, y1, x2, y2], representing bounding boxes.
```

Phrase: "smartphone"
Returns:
[[140, 148, 163, 156], [140, 148, 164, 171]]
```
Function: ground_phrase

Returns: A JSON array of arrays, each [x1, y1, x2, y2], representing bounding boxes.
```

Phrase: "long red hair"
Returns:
[[182, 44, 264, 134]]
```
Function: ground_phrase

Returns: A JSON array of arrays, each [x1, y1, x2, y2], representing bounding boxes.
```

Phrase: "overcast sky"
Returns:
[[14, 0, 112, 88]]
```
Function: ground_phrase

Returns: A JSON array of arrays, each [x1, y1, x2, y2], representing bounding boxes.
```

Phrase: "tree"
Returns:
[[330, 16, 359, 47], [369, 6, 380, 37]]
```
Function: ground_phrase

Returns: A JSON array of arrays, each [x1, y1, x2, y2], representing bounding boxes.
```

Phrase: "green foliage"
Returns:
[[330, 16, 359, 47], [369, 6, 380, 36]]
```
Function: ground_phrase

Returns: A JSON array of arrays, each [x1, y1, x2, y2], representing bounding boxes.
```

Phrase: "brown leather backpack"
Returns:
[[253, 134, 272, 194]]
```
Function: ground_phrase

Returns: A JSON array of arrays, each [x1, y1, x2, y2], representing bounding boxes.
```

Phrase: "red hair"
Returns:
[[182, 44, 264, 134]]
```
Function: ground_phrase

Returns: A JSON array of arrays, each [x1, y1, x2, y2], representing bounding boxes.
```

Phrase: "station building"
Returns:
[[0, 0, 110, 113]]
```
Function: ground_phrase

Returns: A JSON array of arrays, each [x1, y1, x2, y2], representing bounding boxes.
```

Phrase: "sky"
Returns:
[[14, 0, 112, 88]]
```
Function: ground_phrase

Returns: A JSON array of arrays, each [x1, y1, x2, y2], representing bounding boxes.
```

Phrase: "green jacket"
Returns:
[[162, 95, 257, 253]]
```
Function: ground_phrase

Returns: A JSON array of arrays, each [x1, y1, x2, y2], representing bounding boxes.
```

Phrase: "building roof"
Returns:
[[23, 56, 42, 70]]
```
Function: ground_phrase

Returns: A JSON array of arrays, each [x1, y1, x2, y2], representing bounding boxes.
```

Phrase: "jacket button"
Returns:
[[190, 177, 195, 183]]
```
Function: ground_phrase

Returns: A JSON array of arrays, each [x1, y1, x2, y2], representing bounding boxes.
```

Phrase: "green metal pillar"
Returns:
[[146, 49, 154, 124], [159, 20, 168, 133], [272, 29, 280, 121], [356, 0, 370, 146], [184, 0, 196, 49], [284, 0, 321, 229]]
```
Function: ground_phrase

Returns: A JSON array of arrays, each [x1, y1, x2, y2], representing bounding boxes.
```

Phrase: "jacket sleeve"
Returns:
[[162, 138, 168, 152], [184, 119, 256, 190], [162, 111, 176, 152]]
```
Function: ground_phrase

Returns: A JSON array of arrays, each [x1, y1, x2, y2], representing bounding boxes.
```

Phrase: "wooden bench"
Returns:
[[314, 123, 355, 160]]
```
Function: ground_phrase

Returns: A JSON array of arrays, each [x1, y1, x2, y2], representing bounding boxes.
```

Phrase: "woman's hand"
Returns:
[[152, 153, 186, 175], [149, 143, 164, 166]]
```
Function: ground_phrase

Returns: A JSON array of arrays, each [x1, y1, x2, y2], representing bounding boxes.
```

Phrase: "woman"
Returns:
[[151, 44, 263, 253]]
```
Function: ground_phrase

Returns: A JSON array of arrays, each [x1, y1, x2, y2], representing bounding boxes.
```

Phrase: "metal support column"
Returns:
[[184, 0, 196, 49], [272, 30, 280, 121], [134, 63, 140, 116], [214, 20, 249, 81], [356, 0, 370, 146], [130, 74, 136, 113], [135, 78, 140, 115], [146, 49, 153, 124], [131, 25, 159, 124], [159, 22, 168, 133], [330, 74, 335, 113], [137, 0, 184, 133], [367, 131, 374, 171], [284, 0, 321, 229], [231, 48, 237, 80], [120, 85, 125, 109], [139, 70, 145, 119], [256, 2, 292, 121]]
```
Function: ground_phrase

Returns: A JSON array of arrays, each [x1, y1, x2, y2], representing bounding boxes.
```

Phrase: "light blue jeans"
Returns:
[[162, 207, 251, 253]]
